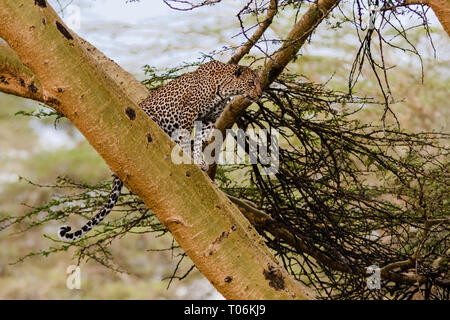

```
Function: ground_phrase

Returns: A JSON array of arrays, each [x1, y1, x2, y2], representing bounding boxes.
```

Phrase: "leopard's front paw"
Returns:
[[198, 159, 209, 171], [193, 153, 209, 171]]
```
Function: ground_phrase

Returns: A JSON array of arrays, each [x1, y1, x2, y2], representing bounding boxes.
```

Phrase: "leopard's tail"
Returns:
[[58, 174, 124, 241]]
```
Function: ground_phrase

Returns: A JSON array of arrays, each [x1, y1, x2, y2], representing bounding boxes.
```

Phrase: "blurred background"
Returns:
[[0, 0, 448, 299]]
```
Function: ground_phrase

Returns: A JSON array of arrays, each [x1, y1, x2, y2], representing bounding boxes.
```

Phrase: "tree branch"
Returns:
[[0, 42, 45, 103], [384, 1, 450, 36], [403, 0, 429, 4], [228, 0, 278, 65], [0, 32, 149, 107], [207, 0, 342, 178], [426, 0, 450, 36]]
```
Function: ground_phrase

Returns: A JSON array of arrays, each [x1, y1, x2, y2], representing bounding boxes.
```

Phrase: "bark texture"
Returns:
[[426, 0, 450, 36], [0, 42, 44, 103]]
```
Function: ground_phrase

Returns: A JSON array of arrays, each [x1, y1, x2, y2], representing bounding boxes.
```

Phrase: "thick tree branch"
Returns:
[[403, 0, 428, 4], [76, 36, 149, 104], [426, 0, 450, 36], [0, 0, 313, 300], [0, 42, 44, 103], [0, 33, 149, 107]]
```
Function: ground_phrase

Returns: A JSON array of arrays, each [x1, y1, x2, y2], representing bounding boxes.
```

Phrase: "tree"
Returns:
[[0, 0, 448, 299]]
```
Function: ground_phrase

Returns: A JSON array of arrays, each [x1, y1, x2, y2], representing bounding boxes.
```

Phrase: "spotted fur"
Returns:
[[58, 60, 261, 241]]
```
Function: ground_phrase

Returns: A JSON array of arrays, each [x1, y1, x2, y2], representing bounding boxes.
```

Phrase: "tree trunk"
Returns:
[[426, 0, 450, 36], [0, 0, 314, 300]]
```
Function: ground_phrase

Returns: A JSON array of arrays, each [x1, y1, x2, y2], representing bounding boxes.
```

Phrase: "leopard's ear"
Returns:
[[235, 66, 245, 77], [253, 68, 263, 80], [256, 68, 263, 78]]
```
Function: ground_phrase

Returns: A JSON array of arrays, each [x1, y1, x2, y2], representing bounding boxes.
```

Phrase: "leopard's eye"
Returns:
[[248, 80, 255, 86]]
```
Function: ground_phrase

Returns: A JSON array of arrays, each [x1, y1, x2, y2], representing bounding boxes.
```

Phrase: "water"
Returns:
[[49, 0, 448, 79], [52, 0, 243, 76]]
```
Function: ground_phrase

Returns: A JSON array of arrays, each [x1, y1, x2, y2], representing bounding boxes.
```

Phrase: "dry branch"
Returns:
[[228, 0, 278, 65]]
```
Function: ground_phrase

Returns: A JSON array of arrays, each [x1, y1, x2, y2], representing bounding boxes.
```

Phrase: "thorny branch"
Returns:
[[215, 74, 449, 298]]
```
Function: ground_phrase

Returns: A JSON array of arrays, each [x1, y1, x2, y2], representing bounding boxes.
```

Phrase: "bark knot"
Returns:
[[205, 224, 237, 256], [28, 82, 38, 93], [34, 0, 47, 8], [125, 107, 136, 120], [263, 265, 285, 291], [55, 21, 73, 40]]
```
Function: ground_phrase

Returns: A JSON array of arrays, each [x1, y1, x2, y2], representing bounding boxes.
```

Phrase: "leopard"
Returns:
[[58, 60, 262, 241]]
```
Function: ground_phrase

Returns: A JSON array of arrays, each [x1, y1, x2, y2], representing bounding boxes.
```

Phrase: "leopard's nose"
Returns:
[[256, 83, 263, 97], [253, 87, 262, 100], [248, 93, 260, 103]]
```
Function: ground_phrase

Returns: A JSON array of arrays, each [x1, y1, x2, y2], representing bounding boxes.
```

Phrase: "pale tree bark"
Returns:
[[0, 34, 148, 106], [425, 0, 450, 36], [0, 0, 314, 300], [0, 42, 44, 103], [394, 1, 450, 36]]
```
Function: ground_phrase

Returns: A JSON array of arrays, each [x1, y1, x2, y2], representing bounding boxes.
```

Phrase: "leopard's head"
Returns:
[[220, 64, 262, 101]]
